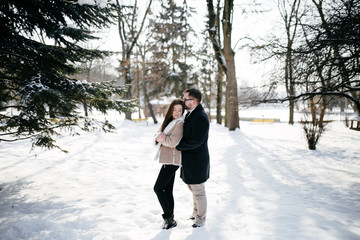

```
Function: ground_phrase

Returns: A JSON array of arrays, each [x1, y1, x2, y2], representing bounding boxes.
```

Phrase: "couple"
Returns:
[[154, 88, 210, 230]]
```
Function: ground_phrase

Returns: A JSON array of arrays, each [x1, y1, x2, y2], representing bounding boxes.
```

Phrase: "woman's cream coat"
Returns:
[[154, 117, 184, 166]]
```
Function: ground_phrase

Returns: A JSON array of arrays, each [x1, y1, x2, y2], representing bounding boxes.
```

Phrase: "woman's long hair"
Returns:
[[160, 98, 185, 132]]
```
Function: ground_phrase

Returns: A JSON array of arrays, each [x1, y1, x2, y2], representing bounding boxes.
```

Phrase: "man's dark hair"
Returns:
[[184, 88, 202, 103]]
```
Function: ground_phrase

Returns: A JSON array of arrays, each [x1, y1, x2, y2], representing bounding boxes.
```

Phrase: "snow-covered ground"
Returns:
[[0, 106, 359, 240]]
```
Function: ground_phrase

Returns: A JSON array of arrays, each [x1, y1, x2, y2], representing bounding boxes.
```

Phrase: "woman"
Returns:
[[153, 98, 185, 230]]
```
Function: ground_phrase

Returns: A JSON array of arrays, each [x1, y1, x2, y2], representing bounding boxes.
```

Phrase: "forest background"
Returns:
[[0, 0, 359, 151], [73, 0, 360, 129]]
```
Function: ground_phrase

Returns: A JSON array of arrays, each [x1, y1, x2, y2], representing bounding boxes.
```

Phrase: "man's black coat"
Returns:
[[176, 104, 210, 184]]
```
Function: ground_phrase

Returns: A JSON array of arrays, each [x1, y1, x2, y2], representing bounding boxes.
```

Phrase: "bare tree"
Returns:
[[115, 0, 153, 120], [256, 0, 359, 117], [198, 35, 218, 118], [310, 0, 360, 115], [287, 0, 360, 116], [136, 41, 158, 124], [277, 0, 303, 124], [207, 0, 239, 130]]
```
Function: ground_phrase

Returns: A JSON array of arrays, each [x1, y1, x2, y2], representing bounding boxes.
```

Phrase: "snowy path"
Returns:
[[0, 116, 359, 240]]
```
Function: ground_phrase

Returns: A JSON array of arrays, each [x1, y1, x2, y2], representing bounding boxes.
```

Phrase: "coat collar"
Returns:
[[185, 104, 203, 119]]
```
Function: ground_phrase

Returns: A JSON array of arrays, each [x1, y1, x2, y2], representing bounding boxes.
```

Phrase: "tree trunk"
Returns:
[[143, 82, 158, 124], [139, 44, 158, 124], [287, 47, 295, 124], [225, 82, 229, 127], [289, 84, 295, 124], [83, 101, 88, 117], [278, 0, 301, 125], [216, 68, 224, 124], [121, 58, 132, 120], [319, 96, 326, 128], [222, 0, 239, 130], [206, 0, 239, 129]]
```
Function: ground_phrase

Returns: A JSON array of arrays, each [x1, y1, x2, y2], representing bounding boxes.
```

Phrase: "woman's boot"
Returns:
[[162, 215, 177, 230]]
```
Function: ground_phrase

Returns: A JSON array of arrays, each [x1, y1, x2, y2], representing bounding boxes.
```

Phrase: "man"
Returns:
[[176, 88, 210, 228]]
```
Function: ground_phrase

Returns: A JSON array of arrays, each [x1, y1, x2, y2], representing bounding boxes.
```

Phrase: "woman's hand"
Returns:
[[156, 132, 166, 142]]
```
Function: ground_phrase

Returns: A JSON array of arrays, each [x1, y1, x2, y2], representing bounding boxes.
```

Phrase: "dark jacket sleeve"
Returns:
[[176, 113, 209, 151]]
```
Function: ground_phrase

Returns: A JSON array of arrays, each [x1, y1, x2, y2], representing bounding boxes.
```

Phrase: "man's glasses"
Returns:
[[184, 98, 194, 101]]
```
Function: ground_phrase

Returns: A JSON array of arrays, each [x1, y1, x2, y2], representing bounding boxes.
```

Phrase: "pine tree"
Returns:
[[147, 0, 195, 98], [0, 0, 136, 151]]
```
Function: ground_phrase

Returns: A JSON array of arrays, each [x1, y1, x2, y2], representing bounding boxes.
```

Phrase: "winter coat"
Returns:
[[176, 104, 210, 184], [154, 116, 184, 166]]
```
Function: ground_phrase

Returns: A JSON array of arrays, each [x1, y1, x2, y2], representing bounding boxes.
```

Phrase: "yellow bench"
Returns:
[[252, 118, 275, 123], [132, 118, 148, 125]]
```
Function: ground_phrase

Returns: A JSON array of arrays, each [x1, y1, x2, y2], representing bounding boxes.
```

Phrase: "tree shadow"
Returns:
[[215, 128, 360, 239], [184, 227, 212, 240], [150, 229, 172, 240], [0, 181, 98, 240]]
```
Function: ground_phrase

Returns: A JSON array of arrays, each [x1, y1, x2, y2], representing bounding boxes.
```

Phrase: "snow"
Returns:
[[0, 107, 359, 240], [77, 0, 110, 7]]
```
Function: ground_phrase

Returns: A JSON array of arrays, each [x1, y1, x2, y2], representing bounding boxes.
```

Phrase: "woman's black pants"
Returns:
[[153, 165, 179, 219]]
